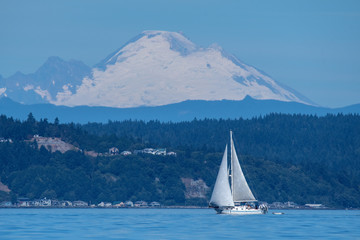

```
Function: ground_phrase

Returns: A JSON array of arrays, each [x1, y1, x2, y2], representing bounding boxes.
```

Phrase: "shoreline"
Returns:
[[0, 206, 358, 210]]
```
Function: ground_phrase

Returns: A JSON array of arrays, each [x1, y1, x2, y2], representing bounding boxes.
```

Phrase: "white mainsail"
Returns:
[[209, 145, 234, 207], [230, 132, 256, 202]]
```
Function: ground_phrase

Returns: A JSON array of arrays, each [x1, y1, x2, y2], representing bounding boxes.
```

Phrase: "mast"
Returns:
[[230, 130, 234, 199]]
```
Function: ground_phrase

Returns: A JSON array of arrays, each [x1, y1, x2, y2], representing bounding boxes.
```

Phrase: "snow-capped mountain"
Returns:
[[0, 57, 91, 104], [0, 31, 313, 107]]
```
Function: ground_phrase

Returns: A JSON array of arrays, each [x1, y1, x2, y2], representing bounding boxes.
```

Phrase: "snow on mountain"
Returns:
[[0, 57, 91, 104], [0, 31, 313, 107], [50, 30, 313, 108], [52, 31, 309, 107]]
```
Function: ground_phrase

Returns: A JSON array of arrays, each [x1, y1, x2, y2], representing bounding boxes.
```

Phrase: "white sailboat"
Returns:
[[209, 131, 268, 215]]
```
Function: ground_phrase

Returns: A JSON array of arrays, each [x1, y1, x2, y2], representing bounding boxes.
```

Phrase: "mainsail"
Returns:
[[209, 145, 234, 207], [230, 132, 256, 202]]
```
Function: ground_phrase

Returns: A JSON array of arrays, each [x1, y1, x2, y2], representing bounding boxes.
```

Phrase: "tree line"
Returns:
[[0, 113, 359, 207]]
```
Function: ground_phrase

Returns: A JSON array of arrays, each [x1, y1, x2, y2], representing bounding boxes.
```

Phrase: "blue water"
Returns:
[[0, 209, 359, 239]]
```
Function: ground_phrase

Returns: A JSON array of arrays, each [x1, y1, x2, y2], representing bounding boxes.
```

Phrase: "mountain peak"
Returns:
[[141, 30, 180, 37], [2, 31, 314, 108], [40, 56, 89, 70], [52, 31, 313, 108], [141, 30, 197, 54], [95, 30, 197, 70]]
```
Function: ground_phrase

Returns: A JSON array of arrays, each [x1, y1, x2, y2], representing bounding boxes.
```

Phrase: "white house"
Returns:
[[125, 201, 134, 207], [73, 201, 88, 207], [167, 151, 177, 156], [40, 197, 52, 206], [143, 148, 155, 154], [155, 149, 166, 155], [149, 201, 161, 207], [121, 151, 132, 156]]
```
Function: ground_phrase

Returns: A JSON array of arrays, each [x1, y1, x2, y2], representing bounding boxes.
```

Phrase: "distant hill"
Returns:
[[0, 96, 359, 123]]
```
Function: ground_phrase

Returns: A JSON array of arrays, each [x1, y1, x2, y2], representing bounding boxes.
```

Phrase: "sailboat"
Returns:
[[209, 131, 268, 215]]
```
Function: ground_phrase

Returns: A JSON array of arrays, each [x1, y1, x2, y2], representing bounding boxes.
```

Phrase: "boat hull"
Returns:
[[214, 206, 266, 215]]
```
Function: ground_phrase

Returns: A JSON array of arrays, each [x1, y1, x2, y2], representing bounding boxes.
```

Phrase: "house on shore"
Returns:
[[73, 201, 88, 207], [125, 201, 134, 207], [149, 201, 161, 207], [134, 201, 148, 207], [113, 201, 125, 207], [109, 147, 119, 155]]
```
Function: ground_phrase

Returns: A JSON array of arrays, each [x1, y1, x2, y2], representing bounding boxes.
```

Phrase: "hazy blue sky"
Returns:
[[1, 0, 359, 107]]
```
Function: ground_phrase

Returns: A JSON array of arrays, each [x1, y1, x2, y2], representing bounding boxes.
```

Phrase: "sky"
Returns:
[[0, 0, 359, 108]]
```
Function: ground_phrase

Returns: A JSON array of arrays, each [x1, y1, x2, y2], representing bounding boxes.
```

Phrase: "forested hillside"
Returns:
[[83, 114, 360, 167], [0, 113, 359, 207]]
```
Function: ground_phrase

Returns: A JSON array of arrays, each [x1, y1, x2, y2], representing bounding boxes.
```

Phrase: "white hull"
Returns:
[[215, 206, 266, 215]]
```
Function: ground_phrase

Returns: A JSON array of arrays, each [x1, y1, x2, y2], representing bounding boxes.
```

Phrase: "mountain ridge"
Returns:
[[0, 57, 91, 104], [0, 96, 359, 124], [0, 30, 313, 108]]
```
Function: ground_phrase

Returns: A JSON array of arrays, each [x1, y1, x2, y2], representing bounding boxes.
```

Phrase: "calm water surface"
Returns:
[[0, 209, 359, 239]]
